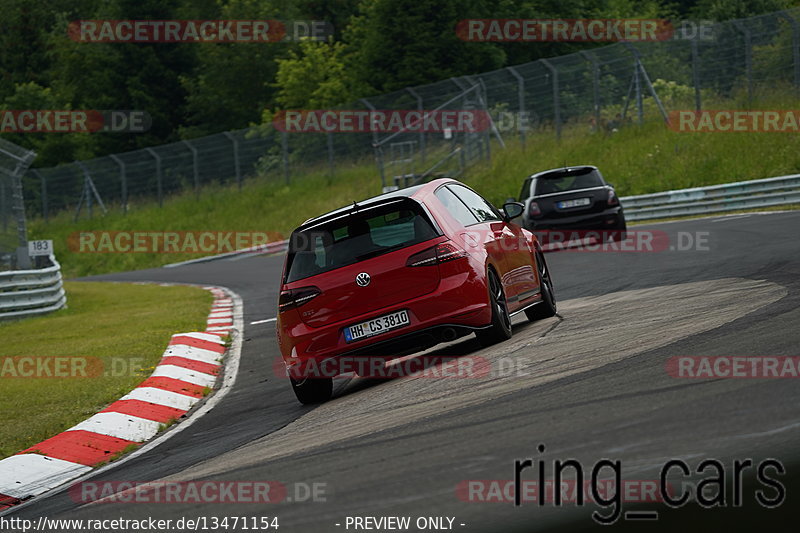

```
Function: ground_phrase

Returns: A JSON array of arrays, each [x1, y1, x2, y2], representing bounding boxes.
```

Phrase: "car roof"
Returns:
[[529, 165, 599, 179], [295, 178, 458, 231]]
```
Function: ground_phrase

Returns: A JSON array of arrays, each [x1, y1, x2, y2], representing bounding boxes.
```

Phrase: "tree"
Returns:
[[273, 39, 366, 109], [1, 82, 93, 167], [345, 0, 506, 93]]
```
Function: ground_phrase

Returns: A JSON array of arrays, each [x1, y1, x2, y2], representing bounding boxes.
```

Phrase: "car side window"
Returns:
[[448, 185, 502, 223], [519, 178, 532, 201], [434, 186, 479, 226]]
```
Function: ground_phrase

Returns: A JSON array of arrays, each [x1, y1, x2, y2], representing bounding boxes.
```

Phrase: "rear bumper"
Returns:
[[279, 271, 492, 372], [336, 322, 485, 359], [525, 207, 624, 232]]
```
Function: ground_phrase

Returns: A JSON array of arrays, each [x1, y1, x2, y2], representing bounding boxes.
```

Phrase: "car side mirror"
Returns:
[[502, 202, 524, 221]]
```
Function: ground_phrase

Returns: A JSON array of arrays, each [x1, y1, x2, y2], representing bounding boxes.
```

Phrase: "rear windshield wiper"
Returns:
[[355, 243, 407, 261]]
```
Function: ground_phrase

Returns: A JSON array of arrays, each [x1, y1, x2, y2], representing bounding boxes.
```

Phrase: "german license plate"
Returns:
[[344, 310, 410, 343], [557, 198, 591, 209]]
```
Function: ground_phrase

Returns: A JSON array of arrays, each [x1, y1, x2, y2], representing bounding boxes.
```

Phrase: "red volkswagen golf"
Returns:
[[277, 178, 557, 403]]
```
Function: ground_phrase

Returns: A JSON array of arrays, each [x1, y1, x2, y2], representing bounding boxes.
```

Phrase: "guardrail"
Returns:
[[0, 255, 67, 320], [621, 174, 800, 221]]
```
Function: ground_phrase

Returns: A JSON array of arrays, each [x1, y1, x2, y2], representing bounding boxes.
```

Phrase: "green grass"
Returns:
[[31, 162, 385, 278], [28, 92, 800, 278], [0, 281, 211, 459], [469, 118, 800, 208]]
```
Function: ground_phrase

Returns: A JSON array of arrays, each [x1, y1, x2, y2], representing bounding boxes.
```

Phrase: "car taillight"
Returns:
[[278, 286, 321, 312], [406, 242, 468, 267], [607, 189, 619, 206], [528, 201, 541, 217]]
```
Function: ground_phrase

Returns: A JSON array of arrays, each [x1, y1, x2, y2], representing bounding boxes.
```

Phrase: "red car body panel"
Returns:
[[277, 178, 545, 374]]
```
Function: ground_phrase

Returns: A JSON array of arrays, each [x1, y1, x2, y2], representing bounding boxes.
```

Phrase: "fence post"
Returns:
[[691, 38, 702, 111], [451, 76, 471, 153], [506, 66, 527, 146], [733, 20, 753, 101], [82, 163, 92, 219], [451, 77, 482, 159], [622, 43, 645, 125], [109, 154, 127, 214], [145, 148, 163, 207], [477, 79, 492, 160], [635, 60, 644, 125], [223, 132, 242, 189], [326, 132, 335, 178], [33, 170, 47, 223], [539, 59, 561, 140], [405, 87, 426, 162], [8, 155, 33, 247], [578, 52, 601, 132], [281, 131, 290, 184], [74, 161, 107, 222], [183, 140, 200, 196], [623, 42, 669, 124], [360, 97, 385, 189], [1, 178, 6, 232], [778, 11, 800, 89]]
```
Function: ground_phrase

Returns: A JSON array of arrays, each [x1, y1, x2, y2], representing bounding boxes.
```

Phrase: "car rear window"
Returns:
[[535, 168, 604, 195], [284, 199, 439, 283]]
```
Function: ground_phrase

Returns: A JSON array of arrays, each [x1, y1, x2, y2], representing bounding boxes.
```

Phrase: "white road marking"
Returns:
[[711, 214, 752, 222], [163, 344, 223, 365], [151, 365, 217, 388], [67, 412, 162, 443], [251, 318, 277, 325], [0, 455, 91, 498], [119, 387, 199, 411], [171, 332, 226, 345]]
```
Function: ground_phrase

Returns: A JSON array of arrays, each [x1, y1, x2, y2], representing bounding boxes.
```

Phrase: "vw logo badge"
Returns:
[[355, 272, 371, 287]]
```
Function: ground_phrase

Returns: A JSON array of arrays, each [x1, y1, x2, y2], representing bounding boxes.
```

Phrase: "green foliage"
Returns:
[[690, 0, 794, 20], [273, 39, 366, 109], [2, 0, 799, 167], [1, 81, 94, 166]]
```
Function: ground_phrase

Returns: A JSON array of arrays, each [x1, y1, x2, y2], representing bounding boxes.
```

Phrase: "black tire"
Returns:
[[525, 250, 557, 321], [617, 219, 628, 242], [475, 269, 513, 347], [601, 220, 627, 243], [290, 375, 333, 404]]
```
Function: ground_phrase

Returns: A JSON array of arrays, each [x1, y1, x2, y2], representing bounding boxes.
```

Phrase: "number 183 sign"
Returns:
[[28, 240, 53, 257]]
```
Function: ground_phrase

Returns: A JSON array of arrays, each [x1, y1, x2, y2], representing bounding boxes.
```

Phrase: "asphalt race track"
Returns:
[[8, 211, 800, 532]]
